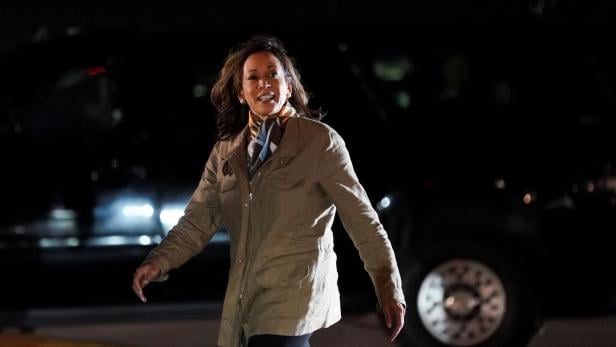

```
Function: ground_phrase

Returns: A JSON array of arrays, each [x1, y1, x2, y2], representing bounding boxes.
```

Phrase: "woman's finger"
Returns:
[[132, 268, 148, 303], [388, 303, 406, 342], [389, 310, 404, 342], [383, 304, 392, 329]]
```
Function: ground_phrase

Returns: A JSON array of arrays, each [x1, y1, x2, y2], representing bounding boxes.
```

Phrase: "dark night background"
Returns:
[[2, 1, 616, 347], [1, 0, 614, 56]]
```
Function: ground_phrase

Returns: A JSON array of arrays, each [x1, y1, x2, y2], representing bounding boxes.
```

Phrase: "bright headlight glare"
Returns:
[[160, 207, 185, 232], [122, 204, 154, 218]]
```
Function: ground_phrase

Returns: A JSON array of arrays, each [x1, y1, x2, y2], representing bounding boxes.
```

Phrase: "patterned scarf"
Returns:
[[247, 105, 294, 177]]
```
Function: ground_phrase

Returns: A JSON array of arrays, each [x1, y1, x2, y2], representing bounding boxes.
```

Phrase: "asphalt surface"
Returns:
[[528, 316, 616, 347], [2, 304, 616, 347], [2, 306, 394, 347]]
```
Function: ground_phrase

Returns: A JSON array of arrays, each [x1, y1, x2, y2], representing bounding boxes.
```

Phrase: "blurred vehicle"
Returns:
[[0, 28, 233, 322], [341, 20, 616, 347], [1, 19, 616, 347]]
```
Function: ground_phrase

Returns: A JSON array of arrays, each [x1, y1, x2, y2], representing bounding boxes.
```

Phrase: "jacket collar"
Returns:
[[224, 108, 299, 162], [222, 114, 300, 189]]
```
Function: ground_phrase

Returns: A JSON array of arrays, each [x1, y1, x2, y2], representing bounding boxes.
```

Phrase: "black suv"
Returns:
[[0, 28, 234, 314], [347, 20, 616, 347], [1, 21, 615, 347]]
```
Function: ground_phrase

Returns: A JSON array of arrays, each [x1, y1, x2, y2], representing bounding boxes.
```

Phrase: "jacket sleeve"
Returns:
[[317, 130, 406, 308], [143, 142, 222, 281]]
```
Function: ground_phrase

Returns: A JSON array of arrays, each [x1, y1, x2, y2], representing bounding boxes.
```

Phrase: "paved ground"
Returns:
[[2, 304, 616, 347], [2, 310, 394, 347], [528, 316, 616, 347]]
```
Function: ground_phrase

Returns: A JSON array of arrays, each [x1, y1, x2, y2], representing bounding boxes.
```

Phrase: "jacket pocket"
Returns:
[[253, 262, 312, 318], [255, 262, 310, 288]]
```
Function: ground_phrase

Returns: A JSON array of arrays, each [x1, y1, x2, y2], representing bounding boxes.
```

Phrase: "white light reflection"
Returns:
[[122, 204, 154, 218], [377, 196, 391, 210], [82, 235, 164, 247], [94, 195, 158, 234], [139, 235, 152, 245], [160, 206, 185, 232], [39, 237, 80, 248], [90, 235, 127, 246]]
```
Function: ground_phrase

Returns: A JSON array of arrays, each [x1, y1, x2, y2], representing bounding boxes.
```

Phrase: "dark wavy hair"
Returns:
[[210, 35, 322, 141]]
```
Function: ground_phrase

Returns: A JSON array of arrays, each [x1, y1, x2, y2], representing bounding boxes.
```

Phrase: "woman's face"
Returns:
[[239, 51, 292, 118]]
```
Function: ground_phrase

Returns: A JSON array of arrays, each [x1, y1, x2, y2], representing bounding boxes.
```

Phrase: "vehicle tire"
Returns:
[[399, 238, 539, 347]]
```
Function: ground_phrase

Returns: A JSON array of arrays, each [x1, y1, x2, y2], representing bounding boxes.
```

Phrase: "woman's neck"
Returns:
[[248, 104, 295, 141]]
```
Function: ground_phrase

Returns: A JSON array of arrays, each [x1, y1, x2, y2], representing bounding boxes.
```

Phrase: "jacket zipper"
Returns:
[[238, 179, 256, 314], [237, 159, 269, 319]]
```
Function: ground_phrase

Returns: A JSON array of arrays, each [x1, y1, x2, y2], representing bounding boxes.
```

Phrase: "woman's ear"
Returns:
[[238, 91, 246, 104]]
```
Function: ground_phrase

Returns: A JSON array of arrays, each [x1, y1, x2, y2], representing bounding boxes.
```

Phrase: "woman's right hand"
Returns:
[[132, 262, 161, 303]]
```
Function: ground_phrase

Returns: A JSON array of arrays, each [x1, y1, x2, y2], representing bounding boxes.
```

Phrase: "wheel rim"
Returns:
[[416, 259, 506, 346]]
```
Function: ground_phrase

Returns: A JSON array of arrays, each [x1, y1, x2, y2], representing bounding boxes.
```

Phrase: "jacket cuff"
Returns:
[[142, 257, 170, 282]]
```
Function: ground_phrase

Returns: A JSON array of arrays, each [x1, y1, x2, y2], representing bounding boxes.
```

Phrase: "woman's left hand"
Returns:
[[382, 300, 406, 343]]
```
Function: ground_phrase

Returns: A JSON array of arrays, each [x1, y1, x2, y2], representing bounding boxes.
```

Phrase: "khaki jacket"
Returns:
[[145, 115, 406, 347]]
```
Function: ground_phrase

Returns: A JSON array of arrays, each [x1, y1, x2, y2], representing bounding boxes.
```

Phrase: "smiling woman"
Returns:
[[133, 35, 406, 347], [2, 16, 615, 347]]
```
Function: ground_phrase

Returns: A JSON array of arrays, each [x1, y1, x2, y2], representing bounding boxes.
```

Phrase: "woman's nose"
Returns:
[[258, 79, 272, 88]]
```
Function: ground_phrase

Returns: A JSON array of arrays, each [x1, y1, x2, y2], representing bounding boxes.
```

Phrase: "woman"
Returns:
[[132, 35, 406, 347]]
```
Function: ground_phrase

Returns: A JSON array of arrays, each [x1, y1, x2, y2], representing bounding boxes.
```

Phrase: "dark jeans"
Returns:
[[246, 333, 312, 347]]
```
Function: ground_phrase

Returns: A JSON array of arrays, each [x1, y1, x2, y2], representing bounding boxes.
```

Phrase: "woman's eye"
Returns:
[[270, 72, 278, 77], [247, 75, 256, 80]]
